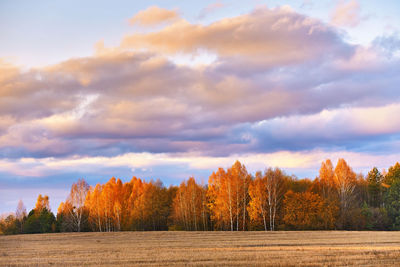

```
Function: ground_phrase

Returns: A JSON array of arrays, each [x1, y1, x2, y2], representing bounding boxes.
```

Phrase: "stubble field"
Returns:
[[1, 231, 400, 266]]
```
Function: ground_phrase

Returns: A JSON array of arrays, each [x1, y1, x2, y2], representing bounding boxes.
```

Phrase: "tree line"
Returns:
[[2, 159, 400, 234]]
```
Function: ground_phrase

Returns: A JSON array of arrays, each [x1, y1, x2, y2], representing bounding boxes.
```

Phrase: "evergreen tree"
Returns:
[[385, 180, 400, 230], [367, 167, 383, 207]]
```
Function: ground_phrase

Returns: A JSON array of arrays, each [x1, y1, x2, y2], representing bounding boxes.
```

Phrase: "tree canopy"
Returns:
[[2, 159, 400, 234]]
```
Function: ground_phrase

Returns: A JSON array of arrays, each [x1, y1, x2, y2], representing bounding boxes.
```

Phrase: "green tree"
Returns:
[[385, 180, 400, 229], [367, 167, 383, 207], [24, 208, 56, 234], [384, 162, 400, 186], [361, 202, 390, 230], [24, 194, 56, 234]]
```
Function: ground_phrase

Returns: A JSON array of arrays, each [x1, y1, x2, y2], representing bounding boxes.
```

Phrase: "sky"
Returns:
[[0, 0, 400, 214]]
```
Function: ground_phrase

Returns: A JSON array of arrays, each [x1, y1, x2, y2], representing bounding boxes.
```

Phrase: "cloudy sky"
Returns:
[[1, 0, 400, 213]]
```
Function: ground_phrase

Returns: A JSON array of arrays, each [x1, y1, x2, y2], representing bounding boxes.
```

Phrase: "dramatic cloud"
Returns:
[[129, 6, 179, 26], [0, 5, 397, 188], [0, 6, 399, 162]]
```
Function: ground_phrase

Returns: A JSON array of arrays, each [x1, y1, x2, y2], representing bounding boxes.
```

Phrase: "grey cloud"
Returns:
[[373, 33, 400, 58], [0, 8, 399, 158]]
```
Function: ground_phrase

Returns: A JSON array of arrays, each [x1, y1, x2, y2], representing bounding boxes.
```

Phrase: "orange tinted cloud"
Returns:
[[122, 6, 348, 65], [0, 60, 20, 84], [129, 6, 179, 26]]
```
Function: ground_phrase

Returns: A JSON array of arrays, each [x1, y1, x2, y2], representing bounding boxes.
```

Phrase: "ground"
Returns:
[[1, 231, 400, 266]]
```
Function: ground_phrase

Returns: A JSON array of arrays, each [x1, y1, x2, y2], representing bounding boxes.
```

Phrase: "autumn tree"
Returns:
[[283, 190, 337, 230], [15, 200, 27, 233], [287, 177, 313, 193], [56, 201, 74, 232], [35, 194, 50, 212], [130, 180, 169, 230], [85, 184, 104, 231], [15, 200, 27, 220], [8, 158, 400, 235], [314, 159, 337, 201], [83, 177, 173, 232], [0, 201, 27, 235], [264, 168, 286, 231], [125, 177, 144, 230], [248, 172, 268, 230], [120, 179, 137, 231], [171, 177, 209, 230], [172, 179, 190, 230], [334, 158, 357, 229], [248, 168, 287, 231], [150, 180, 175, 231], [208, 167, 235, 230], [207, 161, 251, 231], [0, 214, 18, 235], [102, 178, 117, 231], [66, 178, 89, 232], [104, 177, 124, 231], [229, 161, 251, 231]]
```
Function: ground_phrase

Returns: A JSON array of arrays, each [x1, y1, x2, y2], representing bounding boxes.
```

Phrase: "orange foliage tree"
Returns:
[[35, 194, 50, 212], [49, 159, 380, 233], [207, 161, 250, 231], [283, 190, 338, 230], [248, 168, 287, 231], [248, 171, 269, 230], [83, 177, 174, 231], [207, 167, 232, 230], [171, 177, 209, 230], [85, 183, 104, 231], [334, 158, 357, 228]]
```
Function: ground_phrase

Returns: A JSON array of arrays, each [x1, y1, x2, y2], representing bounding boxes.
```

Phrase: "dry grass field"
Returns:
[[1, 231, 400, 266]]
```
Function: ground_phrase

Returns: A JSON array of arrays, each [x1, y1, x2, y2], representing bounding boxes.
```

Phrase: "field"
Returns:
[[1, 231, 400, 266]]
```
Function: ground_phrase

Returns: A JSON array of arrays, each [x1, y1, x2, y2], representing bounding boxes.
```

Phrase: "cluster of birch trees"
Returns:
[[2, 159, 400, 234]]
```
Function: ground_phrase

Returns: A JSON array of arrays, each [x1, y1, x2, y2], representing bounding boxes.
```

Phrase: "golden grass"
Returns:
[[1, 231, 400, 266]]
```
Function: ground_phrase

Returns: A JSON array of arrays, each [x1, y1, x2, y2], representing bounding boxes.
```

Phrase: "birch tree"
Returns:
[[67, 178, 89, 232], [334, 158, 357, 229], [248, 172, 268, 231], [265, 168, 285, 231]]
